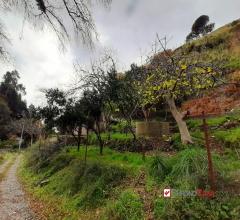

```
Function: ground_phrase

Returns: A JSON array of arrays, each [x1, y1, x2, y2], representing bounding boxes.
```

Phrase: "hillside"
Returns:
[[181, 19, 240, 115], [1, 18, 240, 220]]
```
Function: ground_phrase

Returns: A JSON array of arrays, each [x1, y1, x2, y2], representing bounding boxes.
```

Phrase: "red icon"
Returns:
[[163, 188, 171, 198]]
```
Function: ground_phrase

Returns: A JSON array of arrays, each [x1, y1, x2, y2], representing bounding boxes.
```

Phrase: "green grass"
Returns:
[[104, 190, 144, 220], [148, 156, 171, 182], [154, 195, 240, 220], [0, 152, 15, 165], [187, 115, 229, 130], [19, 151, 128, 219], [68, 146, 148, 173], [214, 127, 240, 148], [89, 132, 133, 143], [19, 140, 240, 220]]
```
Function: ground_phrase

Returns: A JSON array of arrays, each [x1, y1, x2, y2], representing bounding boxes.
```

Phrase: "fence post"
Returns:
[[202, 111, 216, 191]]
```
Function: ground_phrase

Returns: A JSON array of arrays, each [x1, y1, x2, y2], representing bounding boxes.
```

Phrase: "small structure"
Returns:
[[136, 121, 170, 138]]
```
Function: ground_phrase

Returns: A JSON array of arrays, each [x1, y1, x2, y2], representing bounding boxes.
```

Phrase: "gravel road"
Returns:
[[0, 155, 35, 220]]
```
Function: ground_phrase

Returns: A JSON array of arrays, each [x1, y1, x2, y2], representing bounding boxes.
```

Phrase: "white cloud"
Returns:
[[0, 12, 74, 106]]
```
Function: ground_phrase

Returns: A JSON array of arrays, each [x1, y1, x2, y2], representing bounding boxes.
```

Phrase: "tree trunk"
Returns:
[[95, 121, 104, 155], [30, 133, 33, 146], [77, 127, 82, 152], [127, 120, 136, 141], [84, 129, 89, 165], [166, 98, 193, 144]]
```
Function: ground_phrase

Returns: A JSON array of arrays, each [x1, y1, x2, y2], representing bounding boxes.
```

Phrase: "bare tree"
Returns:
[[0, 0, 111, 50], [0, 21, 10, 61]]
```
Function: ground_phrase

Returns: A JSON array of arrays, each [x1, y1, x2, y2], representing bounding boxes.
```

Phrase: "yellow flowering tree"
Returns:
[[137, 46, 225, 144]]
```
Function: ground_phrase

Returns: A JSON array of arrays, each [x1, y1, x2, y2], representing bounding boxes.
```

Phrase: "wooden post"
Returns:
[[202, 111, 216, 191]]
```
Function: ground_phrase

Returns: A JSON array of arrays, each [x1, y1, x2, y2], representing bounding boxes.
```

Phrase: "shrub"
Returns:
[[167, 148, 209, 189], [107, 138, 153, 152], [170, 133, 187, 150], [105, 190, 143, 220], [187, 119, 202, 130], [154, 196, 240, 220], [46, 152, 74, 176], [110, 121, 129, 133], [0, 139, 18, 149], [149, 156, 171, 182], [166, 148, 227, 189], [26, 142, 65, 172], [231, 19, 240, 26]]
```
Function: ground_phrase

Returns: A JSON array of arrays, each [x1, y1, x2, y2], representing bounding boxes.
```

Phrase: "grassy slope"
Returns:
[[18, 21, 240, 219], [18, 107, 240, 219], [181, 19, 240, 71], [19, 139, 240, 219], [19, 146, 154, 220]]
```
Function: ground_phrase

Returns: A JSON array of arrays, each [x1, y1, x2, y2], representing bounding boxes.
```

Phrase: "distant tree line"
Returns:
[[0, 70, 40, 144]]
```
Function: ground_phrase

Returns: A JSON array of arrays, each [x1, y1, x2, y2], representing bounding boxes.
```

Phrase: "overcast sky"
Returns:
[[0, 0, 240, 106]]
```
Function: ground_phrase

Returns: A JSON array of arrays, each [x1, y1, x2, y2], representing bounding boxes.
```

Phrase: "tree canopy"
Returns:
[[0, 70, 27, 118], [135, 37, 225, 144], [186, 15, 215, 42], [0, 96, 11, 139]]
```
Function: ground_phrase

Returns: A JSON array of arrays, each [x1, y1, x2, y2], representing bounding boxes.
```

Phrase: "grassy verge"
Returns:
[[18, 146, 138, 220], [0, 153, 16, 181], [68, 146, 149, 174], [18, 138, 240, 220]]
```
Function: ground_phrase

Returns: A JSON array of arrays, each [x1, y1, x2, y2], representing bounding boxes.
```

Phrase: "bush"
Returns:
[[26, 142, 65, 172], [154, 196, 240, 220], [165, 148, 227, 189], [46, 152, 74, 176], [170, 133, 188, 150], [231, 19, 240, 26], [111, 121, 129, 133], [149, 156, 171, 182], [105, 190, 143, 220], [166, 148, 209, 189], [0, 139, 18, 149], [107, 138, 153, 152]]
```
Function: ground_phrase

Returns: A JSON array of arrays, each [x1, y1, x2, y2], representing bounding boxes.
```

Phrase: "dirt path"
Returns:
[[0, 155, 35, 220]]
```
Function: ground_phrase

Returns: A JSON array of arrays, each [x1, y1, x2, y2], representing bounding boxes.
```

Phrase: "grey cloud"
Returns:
[[0, 0, 240, 106]]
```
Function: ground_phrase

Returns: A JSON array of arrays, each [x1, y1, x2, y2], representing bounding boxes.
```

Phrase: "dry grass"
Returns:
[[0, 154, 16, 182]]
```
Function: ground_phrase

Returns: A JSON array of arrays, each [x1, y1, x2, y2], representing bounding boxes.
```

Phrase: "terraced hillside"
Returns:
[[181, 19, 240, 115]]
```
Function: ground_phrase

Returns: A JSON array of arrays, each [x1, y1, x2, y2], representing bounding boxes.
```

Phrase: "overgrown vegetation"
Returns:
[[154, 196, 240, 220], [214, 127, 240, 148], [105, 190, 144, 220], [14, 17, 240, 220]]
